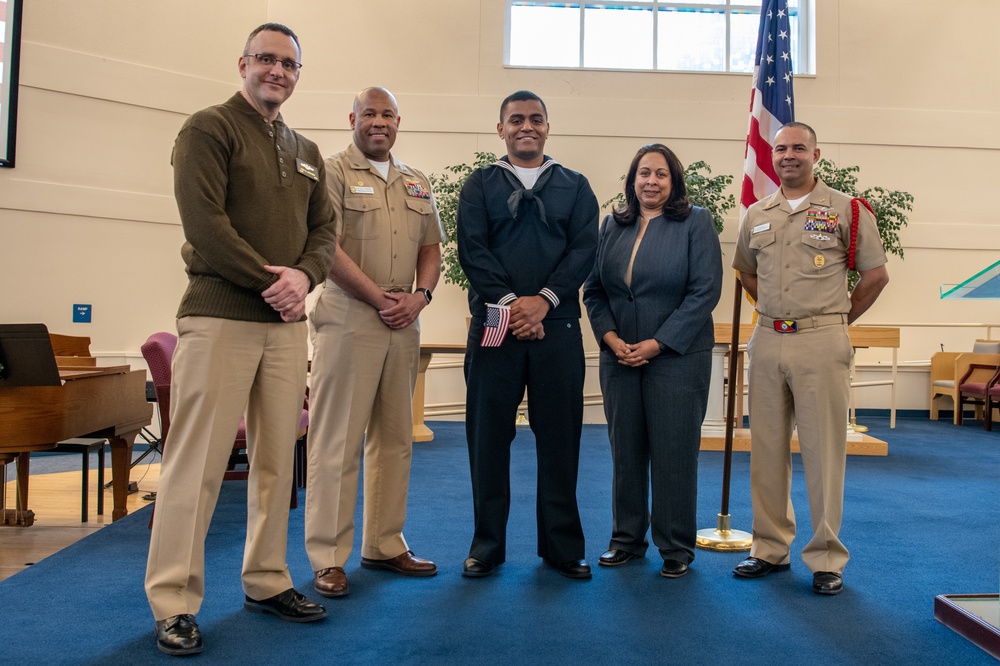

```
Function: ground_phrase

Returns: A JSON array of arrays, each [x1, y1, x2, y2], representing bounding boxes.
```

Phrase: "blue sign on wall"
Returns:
[[73, 304, 92, 323]]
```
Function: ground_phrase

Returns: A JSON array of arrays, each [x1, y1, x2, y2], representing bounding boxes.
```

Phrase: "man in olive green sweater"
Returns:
[[145, 23, 337, 657]]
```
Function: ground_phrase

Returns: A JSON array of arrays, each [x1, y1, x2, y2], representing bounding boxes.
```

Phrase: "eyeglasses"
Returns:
[[244, 53, 302, 73]]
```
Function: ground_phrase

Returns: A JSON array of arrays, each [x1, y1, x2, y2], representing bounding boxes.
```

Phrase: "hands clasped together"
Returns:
[[262, 265, 311, 322], [377, 291, 426, 330], [603, 331, 662, 367], [509, 295, 549, 341]]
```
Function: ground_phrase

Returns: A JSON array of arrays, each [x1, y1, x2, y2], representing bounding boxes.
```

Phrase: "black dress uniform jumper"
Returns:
[[457, 157, 599, 565]]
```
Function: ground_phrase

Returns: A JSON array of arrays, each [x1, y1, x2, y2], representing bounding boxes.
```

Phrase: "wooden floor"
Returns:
[[0, 463, 160, 582]]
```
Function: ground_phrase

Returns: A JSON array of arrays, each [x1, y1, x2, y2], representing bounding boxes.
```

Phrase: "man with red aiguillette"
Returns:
[[731, 121, 889, 596]]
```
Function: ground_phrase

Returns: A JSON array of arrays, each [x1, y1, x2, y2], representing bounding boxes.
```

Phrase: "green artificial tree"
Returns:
[[427, 151, 498, 292], [813, 158, 912, 290]]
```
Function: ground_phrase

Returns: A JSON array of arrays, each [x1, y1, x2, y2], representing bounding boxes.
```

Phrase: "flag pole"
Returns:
[[696, 275, 752, 551]]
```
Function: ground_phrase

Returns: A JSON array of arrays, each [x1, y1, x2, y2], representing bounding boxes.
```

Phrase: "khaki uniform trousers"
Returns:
[[304, 285, 418, 569], [746, 321, 852, 574], [145, 317, 307, 620]]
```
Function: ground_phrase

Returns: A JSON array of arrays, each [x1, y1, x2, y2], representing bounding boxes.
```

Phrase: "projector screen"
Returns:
[[0, 0, 22, 167]]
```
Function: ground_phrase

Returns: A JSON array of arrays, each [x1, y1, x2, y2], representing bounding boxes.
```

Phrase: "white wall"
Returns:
[[1, 1, 998, 418]]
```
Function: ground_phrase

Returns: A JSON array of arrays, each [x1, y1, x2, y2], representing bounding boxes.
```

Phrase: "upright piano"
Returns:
[[0, 325, 153, 525]]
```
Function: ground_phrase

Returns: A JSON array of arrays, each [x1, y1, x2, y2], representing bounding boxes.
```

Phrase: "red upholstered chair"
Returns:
[[957, 363, 1000, 431], [929, 340, 1000, 423], [140, 332, 308, 527], [988, 381, 1000, 432]]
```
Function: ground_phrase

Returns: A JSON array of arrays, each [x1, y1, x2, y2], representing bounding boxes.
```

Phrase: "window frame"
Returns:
[[503, 1, 814, 76]]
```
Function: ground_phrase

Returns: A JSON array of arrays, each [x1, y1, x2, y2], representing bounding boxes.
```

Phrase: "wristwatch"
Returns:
[[416, 288, 432, 304]]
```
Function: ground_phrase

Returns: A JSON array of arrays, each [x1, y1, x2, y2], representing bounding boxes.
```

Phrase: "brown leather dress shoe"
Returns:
[[154, 614, 203, 656], [314, 567, 349, 597], [361, 550, 438, 577]]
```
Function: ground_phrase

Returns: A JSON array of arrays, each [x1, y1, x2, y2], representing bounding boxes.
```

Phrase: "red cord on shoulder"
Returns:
[[848, 197, 874, 271]]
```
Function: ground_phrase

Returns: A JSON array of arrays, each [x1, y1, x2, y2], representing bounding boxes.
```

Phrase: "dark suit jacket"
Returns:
[[583, 207, 723, 356]]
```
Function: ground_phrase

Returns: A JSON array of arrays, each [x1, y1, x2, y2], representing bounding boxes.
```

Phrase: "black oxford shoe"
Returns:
[[545, 558, 592, 579], [462, 557, 497, 578], [598, 549, 641, 567], [733, 557, 791, 579], [812, 571, 844, 595], [154, 614, 203, 656], [660, 559, 689, 578], [244, 588, 327, 622]]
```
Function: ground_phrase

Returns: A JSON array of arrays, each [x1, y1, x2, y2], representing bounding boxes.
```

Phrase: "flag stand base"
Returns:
[[696, 513, 752, 551]]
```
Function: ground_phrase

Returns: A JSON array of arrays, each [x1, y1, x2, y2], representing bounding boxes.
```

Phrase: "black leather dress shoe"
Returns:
[[812, 571, 844, 595], [598, 549, 641, 567], [733, 557, 791, 579], [154, 614, 203, 656], [660, 559, 689, 578], [244, 588, 327, 623], [545, 558, 592, 579], [462, 557, 497, 578]]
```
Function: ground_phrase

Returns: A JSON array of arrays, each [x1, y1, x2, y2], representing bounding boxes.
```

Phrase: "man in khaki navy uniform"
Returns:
[[305, 87, 443, 598], [731, 122, 889, 596]]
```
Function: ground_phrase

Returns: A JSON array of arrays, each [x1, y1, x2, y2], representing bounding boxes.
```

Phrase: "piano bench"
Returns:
[[51, 438, 106, 522]]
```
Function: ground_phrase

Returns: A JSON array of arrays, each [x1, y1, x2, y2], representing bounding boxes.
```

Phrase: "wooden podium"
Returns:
[[412, 344, 466, 442]]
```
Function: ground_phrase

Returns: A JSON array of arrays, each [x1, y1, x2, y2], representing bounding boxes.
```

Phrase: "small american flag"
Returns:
[[480, 303, 511, 348]]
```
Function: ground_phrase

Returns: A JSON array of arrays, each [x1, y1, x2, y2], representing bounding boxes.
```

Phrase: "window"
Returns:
[[505, 1, 813, 75]]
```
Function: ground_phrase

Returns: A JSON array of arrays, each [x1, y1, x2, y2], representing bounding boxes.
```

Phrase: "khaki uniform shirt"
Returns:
[[733, 179, 887, 320], [325, 142, 444, 287]]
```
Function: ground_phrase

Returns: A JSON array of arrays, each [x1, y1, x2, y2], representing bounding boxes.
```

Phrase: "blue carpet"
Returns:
[[1, 417, 998, 664]]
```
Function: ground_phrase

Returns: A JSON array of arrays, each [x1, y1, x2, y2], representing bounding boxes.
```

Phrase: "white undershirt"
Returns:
[[512, 165, 540, 189], [370, 159, 390, 181], [787, 193, 809, 211]]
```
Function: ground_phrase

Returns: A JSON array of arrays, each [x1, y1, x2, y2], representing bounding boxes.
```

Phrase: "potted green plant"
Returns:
[[813, 158, 912, 290], [428, 151, 498, 292]]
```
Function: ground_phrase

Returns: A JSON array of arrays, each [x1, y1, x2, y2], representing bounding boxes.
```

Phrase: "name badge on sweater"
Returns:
[[296, 159, 319, 181]]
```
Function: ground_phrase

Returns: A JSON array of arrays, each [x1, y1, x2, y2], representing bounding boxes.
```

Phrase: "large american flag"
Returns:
[[740, 0, 795, 219], [480, 303, 511, 348]]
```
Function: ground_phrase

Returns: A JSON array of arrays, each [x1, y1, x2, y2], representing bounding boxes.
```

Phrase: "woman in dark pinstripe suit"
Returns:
[[583, 144, 722, 578]]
